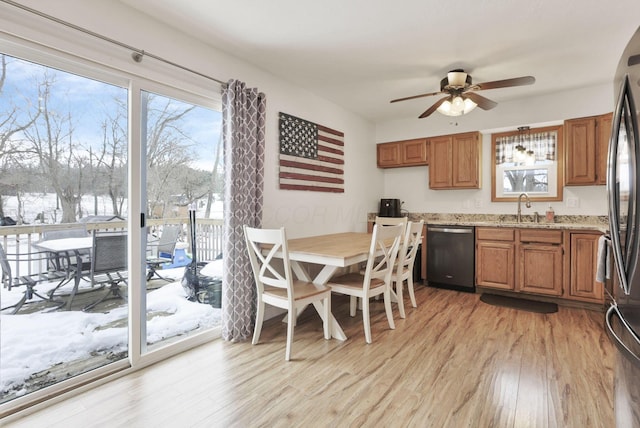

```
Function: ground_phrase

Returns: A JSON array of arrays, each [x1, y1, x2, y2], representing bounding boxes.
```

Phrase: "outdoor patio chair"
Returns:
[[82, 232, 128, 311], [146, 225, 181, 281], [0, 243, 66, 314]]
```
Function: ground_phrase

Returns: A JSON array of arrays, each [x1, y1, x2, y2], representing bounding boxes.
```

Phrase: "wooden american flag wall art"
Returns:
[[278, 112, 345, 193]]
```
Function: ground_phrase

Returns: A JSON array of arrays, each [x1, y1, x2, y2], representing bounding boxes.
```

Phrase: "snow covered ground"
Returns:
[[0, 193, 225, 400], [0, 261, 223, 398]]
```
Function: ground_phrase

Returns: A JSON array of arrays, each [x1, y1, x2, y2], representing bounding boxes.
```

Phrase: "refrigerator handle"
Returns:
[[606, 304, 640, 367]]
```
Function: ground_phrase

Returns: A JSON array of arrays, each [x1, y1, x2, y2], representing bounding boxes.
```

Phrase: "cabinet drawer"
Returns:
[[519, 229, 563, 244], [476, 227, 514, 241]]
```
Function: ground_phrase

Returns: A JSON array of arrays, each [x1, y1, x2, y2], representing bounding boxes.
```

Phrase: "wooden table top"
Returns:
[[285, 232, 372, 267]]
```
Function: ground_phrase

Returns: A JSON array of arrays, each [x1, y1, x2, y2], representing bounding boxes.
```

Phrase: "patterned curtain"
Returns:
[[221, 79, 266, 342], [495, 130, 557, 165]]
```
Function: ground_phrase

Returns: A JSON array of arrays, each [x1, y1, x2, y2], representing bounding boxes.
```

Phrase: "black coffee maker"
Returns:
[[378, 199, 402, 217]]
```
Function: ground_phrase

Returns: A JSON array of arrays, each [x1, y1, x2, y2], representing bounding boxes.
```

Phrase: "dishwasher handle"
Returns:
[[428, 226, 473, 234]]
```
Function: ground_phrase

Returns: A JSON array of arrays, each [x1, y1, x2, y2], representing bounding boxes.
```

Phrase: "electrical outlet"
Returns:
[[566, 197, 579, 208], [462, 200, 472, 209], [475, 199, 482, 208]]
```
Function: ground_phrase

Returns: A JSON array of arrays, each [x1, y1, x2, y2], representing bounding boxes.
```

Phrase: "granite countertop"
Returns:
[[368, 213, 609, 233]]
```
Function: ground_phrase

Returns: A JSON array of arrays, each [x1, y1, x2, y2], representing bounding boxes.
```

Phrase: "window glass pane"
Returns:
[[142, 90, 222, 353], [0, 53, 128, 403], [502, 168, 549, 193]]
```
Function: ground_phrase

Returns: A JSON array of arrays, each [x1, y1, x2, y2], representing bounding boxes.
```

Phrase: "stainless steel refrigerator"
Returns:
[[606, 25, 640, 428]]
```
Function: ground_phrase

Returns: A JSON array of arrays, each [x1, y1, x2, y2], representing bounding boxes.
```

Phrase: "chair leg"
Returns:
[[252, 300, 265, 345], [383, 287, 395, 330], [407, 275, 417, 308], [362, 297, 372, 344], [285, 309, 295, 361], [395, 275, 406, 319], [323, 295, 331, 340], [349, 296, 357, 317]]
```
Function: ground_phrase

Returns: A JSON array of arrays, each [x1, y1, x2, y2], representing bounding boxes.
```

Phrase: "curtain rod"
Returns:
[[1, 0, 227, 87]]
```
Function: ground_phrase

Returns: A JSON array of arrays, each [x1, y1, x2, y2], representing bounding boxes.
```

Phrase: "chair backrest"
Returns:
[[363, 223, 403, 288], [243, 226, 293, 298], [91, 232, 127, 276], [157, 225, 180, 255], [42, 225, 88, 241], [375, 215, 408, 229], [398, 220, 424, 270]]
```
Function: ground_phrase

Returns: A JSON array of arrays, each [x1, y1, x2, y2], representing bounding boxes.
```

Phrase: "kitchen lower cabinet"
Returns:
[[518, 229, 564, 296], [566, 231, 604, 303], [518, 242, 564, 296], [476, 228, 515, 290], [477, 227, 564, 298]]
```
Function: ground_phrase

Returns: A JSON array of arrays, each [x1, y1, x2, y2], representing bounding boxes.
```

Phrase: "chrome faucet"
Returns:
[[517, 193, 532, 223]]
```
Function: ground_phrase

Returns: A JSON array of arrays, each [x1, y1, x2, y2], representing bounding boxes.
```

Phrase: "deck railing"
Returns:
[[0, 218, 224, 277]]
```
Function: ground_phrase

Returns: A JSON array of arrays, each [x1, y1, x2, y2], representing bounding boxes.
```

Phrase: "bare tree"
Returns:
[[204, 132, 223, 218], [93, 103, 127, 217], [22, 74, 82, 223], [0, 54, 41, 220], [144, 93, 196, 218]]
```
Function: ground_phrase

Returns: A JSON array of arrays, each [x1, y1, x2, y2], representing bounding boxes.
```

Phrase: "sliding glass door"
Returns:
[[0, 47, 222, 411], [0, 53, 130, 404], [141, 89, 223, 353]]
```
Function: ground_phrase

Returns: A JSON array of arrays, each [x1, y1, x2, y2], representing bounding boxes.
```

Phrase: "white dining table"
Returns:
[[279, 232, 375, 341]]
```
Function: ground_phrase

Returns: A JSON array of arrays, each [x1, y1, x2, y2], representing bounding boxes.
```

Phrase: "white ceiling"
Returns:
[[121, 0, 640, 122]]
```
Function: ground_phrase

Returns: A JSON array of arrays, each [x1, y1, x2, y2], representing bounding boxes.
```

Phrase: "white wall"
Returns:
[[375, 83, 614, 216], [0, 0, 382, 237]]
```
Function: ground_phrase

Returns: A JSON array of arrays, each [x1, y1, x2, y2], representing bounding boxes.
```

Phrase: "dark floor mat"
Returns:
[[480, 293, 558, 314]]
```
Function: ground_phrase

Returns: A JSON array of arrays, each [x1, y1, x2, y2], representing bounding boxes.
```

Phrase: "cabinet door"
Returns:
[[569, 233, 604, 302], [429, 136, 453, 188], [476, 241, 515, 290], [377, 142, 400, 167], [596, 113, 613, 185], [452, 132, 480, 188], [518, 243, 563, 296], [565, 117, 597, 185], [401, 139, 429, 165]]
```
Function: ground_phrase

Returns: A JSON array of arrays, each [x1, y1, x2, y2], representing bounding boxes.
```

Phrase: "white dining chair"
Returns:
[[393, 220, 424, 318], [374, 215, 408, 235], [243, 225, 332, 361], [328, 223, 403, 343]]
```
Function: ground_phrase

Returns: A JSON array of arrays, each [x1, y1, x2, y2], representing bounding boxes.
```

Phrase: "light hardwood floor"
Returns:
[[3, 286, 614, 427]]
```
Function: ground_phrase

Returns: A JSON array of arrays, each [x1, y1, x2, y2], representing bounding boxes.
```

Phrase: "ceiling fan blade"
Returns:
[[419, 96, 449, 118], [474, 76, 535, 91], [390, 90, 443, 103], [465, 92, 498, 110]]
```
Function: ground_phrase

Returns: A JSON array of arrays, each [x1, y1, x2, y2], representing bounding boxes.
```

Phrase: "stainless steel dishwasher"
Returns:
[[426, 225, 475, 292]]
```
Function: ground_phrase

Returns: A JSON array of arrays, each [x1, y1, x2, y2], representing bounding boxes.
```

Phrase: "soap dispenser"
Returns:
[[545, 205, 555, 223]]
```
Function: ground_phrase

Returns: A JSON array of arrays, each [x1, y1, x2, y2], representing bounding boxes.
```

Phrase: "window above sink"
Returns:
[[491, 124, 564, 202]]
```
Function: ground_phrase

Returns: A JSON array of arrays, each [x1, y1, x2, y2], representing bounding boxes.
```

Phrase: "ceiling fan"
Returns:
[[390, 69, 535, 118]]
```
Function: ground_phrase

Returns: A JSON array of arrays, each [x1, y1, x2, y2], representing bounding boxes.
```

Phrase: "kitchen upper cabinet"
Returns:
[[377, 138, 428, 168], [429, 131, 481, 189], [565, 113, 612, 186], [566, 232, 604, 303], [476, 228, 515, 290]]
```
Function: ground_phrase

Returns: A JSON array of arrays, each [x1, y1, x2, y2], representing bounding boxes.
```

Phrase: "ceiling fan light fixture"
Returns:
[[437, 96, 477, 117]]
